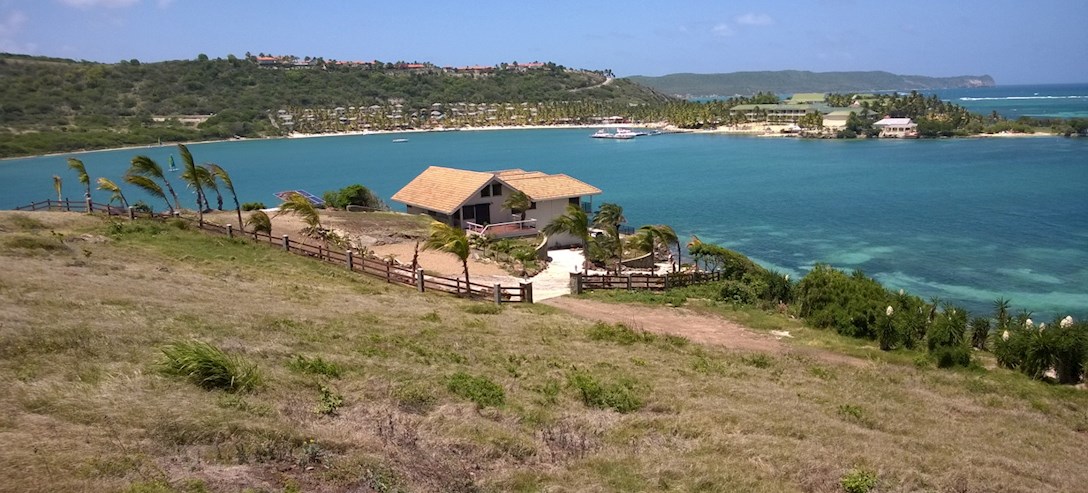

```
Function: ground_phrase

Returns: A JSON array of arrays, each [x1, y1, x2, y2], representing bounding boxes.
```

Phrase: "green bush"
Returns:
[[840, 467, 878, 493], [287, 354, 343, 378], [241, 201, 266, 211], [160, 340, 262, 393], [688, 242, 764, 280], [314, 385, 344, 416], [719, 280, 756, 305], [322, 184, 385, 210], [796, 265, 890, 339], [567, 371, 642, 413], [932, 346, 971, 368], [447, 372, 505, 408], [587, 322, 654, 345]]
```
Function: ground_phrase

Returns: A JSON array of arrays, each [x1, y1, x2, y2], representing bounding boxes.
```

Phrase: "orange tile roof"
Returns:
[[392, 166, 601, 214], [391, 166, 495, 215], [502, 174, 601, 201]]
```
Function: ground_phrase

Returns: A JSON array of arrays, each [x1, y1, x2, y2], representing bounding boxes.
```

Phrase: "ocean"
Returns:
[[2, 85, 1086, 320]]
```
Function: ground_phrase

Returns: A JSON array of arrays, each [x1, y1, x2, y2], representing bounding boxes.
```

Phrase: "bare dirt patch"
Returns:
[[543, 296, 867, 367]]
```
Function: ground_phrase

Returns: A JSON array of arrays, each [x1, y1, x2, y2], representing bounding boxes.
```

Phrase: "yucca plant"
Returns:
[[160, 340, 262, 393]]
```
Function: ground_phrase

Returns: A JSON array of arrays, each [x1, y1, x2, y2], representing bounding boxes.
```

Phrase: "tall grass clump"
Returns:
[[587, 322, 655, 345], [287, 354, 343, 378], [447, 372, 505, 408], [160, 340, 262, 392], [567, 371, 643, 413]]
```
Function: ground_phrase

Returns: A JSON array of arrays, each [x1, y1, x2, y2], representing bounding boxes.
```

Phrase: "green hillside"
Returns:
[[628, 70, 996, 97], [2, 211, 1086, 492], [0, 54, 670, 157]]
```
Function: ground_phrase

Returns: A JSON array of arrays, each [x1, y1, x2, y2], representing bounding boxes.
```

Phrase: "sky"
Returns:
[[1, 0, 1086, 84]]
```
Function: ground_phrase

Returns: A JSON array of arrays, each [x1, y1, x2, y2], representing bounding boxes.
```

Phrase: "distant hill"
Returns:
[[626, 70, 996, 97]]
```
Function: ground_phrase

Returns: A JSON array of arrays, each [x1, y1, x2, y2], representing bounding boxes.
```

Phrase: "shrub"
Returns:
[[322, 184, 385, 210], [160, 340, 262, 393], [719, 280, 755, 305], [447, 372, 505, 408], [796, 265, 890, 339], [840, 467, 878, 493], [567, 371, 643, 413], [314, 385, 344, 416], [393, 382, 438, 414], [969, 316, 991, 350], [687, 242, 764, 280], [933, 346, 971, 368], [587, 322, 654, 345], [287, 354, 343, 378], [241, 201, 266, 211]]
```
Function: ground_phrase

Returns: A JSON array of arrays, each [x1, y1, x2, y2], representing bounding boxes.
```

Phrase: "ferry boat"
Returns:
[[591, 128, 636, 139], [392, 138, 409, 143]]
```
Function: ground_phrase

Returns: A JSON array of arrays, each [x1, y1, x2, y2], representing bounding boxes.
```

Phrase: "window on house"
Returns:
[[491, 183, 502, 196], [480, 187, 491, 198], [529, 201, 537, 210], [462, 205, 475, 220], [568, 197, 580, 205]]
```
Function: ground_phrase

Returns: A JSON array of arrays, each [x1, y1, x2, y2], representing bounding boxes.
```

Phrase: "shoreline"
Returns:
[[1, 122, 1063, 161]]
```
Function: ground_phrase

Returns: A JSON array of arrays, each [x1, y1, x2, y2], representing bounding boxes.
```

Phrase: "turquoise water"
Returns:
[[3, 129, 1087, 320], [933, 83, 1088, 119]]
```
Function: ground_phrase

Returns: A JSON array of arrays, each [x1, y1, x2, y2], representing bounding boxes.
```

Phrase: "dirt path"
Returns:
[[543, 297, 867, 366]]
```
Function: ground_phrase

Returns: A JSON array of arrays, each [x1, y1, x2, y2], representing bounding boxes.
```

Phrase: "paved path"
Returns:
[[529, 249, 585, 301]]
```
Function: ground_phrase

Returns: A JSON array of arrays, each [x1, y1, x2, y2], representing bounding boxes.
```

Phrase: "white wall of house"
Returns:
[[525, 198, 583, 247]]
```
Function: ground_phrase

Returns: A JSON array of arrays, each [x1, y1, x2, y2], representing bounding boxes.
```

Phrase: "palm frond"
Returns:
[[275, 194, 321, 234], [123, 174, 171, 213], [52, 175, 62, 202], [96, 177, 128, 207], [178, 144, 206, 217], [245, 210, 272, 235]]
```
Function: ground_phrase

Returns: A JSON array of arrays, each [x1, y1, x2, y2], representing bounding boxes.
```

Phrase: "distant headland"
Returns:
[[627, 70, 996, 98]]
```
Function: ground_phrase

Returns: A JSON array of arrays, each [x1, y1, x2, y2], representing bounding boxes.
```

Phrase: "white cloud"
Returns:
[[59, 0, 140, 8], [711, 23, 735, 37], [735, 13, 774, 26]]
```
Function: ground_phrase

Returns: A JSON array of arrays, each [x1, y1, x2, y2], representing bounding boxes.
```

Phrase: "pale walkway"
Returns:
[[529, 248, 585, 301]]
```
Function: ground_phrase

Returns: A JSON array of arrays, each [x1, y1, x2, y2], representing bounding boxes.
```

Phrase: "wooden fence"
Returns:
[[12, 200, 532, 303], [571, 270, 723, 294]]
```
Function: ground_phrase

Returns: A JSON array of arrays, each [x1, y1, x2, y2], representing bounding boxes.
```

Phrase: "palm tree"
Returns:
[[635, 224, 680, 272], [67, 158, 90, 199], [205, 163, 242, 230], [245, 210, 272, 238], [129, 155, 181, 211], [423, 221, 471, 293], [123, 174, 172, 213], [96, 177, 128, 208], [543, 203, 590, 252], [275, 193, 322, 236], [593, 203, 626, 273], [177, 144, 206, 224], [502, 190, 532, 221], [198, 166, 223, 211], [52, 175, 62, 203]]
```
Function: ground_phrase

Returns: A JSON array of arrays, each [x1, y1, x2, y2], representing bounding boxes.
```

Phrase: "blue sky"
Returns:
[[1, 0, 1085, 84]]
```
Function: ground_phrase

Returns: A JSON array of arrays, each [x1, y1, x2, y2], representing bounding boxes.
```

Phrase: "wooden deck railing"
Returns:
[[571, 270, 723, 294], [12, 201, 532, 304]]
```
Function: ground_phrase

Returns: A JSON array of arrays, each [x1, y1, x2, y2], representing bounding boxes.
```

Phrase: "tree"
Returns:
[[177, 144, 206, 224], [423, 221, 472, 293], [52, 175, 62, 202], [123, 174, 171, 213], [245, 210, 272, 238], [635, 224, 680, 272], [67, 157, 90, 198], [199, 166, 223, 210], [205, 163, 242, 230], [129, 155, 181, 211], [502, 190, 532, 221], [543, 203, 590, 252], [593, 203, 626, 273], [275, 193, 322, 236], [96, 177, 128, 208]]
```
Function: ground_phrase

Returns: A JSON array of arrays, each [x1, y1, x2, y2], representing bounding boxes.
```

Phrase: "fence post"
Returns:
[[85, 196, 93, 213], [626, 274, 632, 290], [64, 198, 71, 212], [664, 274, 670, 290], [128, 206, 135, 220], [347, 251, 354, 271], [570, 272, 583, 295], [385, 260, 391, 283], [494, 283, 502, 305], [282, 235, 290, 251], [416, 268, 425, 292], [521, 282, 533, 303], [227, 224, 233, 238]]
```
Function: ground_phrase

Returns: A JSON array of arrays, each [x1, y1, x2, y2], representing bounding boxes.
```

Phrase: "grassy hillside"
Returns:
[[0, 54, 669, 157], [1, 211, 1086, 492], [628, 70, 996, 97]]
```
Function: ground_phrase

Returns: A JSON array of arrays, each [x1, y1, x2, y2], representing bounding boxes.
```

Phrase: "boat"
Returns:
[[168, 156, 178, 172], [590, 128, 636, 139], [392, 138, 409, 143]]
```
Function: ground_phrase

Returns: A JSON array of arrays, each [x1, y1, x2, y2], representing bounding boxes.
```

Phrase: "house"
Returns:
[[822, 108, 879, 130], [873, 117, 918, 138], [391, 166, 601, 247]]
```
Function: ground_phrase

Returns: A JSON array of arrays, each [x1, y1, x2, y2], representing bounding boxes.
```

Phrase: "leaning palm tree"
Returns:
[[542, 203, 590, 252], [177, 144, 206, 224], [67, 157, 90, 199], [198, 166, 223, 211], [52, 175, 62, 203], [245, 210, 272, 238], [637, 224, 680, 272], [275, 193, 322, 236], [502, 190, 532, 221], [205, 164, 242, 230], [422, 221, 471, 293], [96, 177, 128, 208], [123, 174, 172, 213], [593, 203, 626, 273], [129, 155, 181, 211]]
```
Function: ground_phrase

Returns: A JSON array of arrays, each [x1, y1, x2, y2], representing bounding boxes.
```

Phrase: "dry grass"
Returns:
[[0, 212, 1086, 492]]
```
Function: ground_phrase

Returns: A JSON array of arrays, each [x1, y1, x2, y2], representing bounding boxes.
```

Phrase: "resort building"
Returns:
[[873, 117, 919, 138], [822, 107, 879, 130], [728, 103, 830, 124], [392, 166, 601, 247]]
